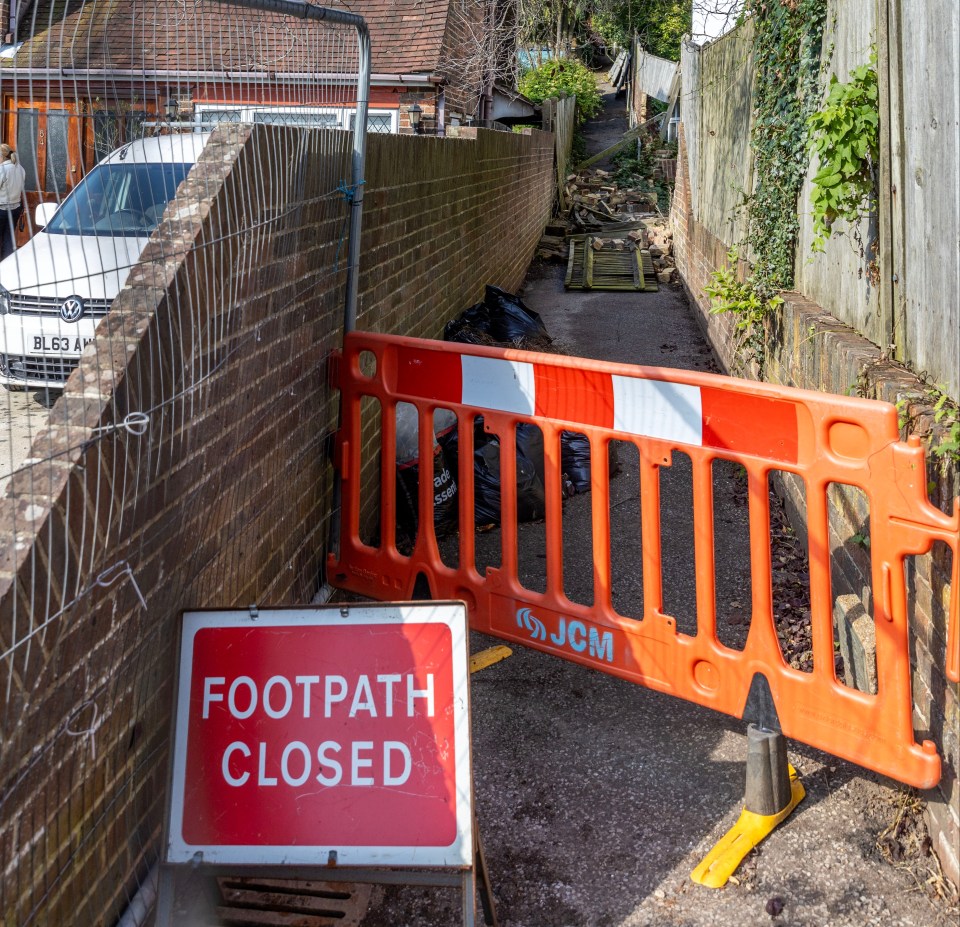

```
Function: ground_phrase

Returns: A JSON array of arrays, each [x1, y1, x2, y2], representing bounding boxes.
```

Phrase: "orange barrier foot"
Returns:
[[691, 726, 805, 888]]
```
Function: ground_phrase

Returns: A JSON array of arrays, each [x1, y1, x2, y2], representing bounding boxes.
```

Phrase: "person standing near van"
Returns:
[[0, 143, 26, 259]]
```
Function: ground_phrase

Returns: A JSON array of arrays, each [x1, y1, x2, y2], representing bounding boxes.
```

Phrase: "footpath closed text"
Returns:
[[202, 672, 436, 788]]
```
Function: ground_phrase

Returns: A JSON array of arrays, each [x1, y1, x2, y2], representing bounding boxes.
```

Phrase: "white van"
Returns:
[[0, 133, 210, 389]]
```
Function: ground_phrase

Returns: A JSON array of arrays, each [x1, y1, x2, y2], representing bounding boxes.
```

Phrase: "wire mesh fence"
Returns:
[[0, 2, 369, 922]]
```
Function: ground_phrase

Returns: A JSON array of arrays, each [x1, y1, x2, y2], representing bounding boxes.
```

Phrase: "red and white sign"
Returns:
[[166, 603, 472, 867]]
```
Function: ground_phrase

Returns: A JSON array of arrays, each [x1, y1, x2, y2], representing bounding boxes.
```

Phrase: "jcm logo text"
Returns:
[[516, 608, 613, 663]]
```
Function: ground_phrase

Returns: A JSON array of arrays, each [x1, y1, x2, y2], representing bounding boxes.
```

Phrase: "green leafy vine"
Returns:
[[895, 387, 960, 474], [807, 52, 879, 253], [929, 390, 960, 466], [703, 1, 827, 372], [705, 249, 783, 374], [745, 0, 828, 297]]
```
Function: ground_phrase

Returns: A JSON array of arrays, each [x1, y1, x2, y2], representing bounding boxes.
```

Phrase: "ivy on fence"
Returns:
[[745, 0, 828, 298], [706, 0, 827, 375], [807, 52, 879, 253]]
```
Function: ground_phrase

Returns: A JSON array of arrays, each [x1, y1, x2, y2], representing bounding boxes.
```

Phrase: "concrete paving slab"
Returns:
[[0, 387, 56, 494]]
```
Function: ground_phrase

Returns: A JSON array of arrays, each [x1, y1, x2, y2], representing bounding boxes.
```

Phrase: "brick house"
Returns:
[[0, 0, 531, 223]]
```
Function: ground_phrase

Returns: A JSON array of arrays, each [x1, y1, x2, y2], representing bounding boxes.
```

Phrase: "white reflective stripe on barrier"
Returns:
[[461, 356, 536, 416], [611, 376, 703, 445]]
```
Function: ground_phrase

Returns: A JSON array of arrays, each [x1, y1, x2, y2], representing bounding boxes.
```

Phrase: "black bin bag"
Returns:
[[444, 287, 549, 347], [472, 421, 546, 528], [483, 285, 549, 344], [443, 301, 491, 344], [561, 431, 622, 494], [394, 403, 458, 547], [516, 421, 546, 487]]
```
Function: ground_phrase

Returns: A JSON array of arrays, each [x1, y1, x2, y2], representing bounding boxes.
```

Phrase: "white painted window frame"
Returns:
[[193, 104, 397, 133]]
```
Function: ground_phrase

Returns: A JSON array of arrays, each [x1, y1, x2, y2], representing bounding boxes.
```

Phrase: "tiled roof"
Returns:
[[4, 0, 451, 76], [340, 0, 449, 74]]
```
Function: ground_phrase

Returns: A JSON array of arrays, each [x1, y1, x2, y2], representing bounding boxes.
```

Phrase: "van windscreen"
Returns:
[[44, 162, 192, 237]]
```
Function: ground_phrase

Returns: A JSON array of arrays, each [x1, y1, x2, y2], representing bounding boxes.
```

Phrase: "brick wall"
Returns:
[[671, 125, 960, 884], [398, 90, 439, 135], [0, 121, 555, 925], [361, 128, 554, 333], [630, 87, 649, 128]]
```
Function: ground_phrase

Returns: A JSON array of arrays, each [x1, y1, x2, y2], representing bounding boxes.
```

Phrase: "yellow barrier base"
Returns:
[[690, 765, 805, 888], [470, 645, 513, 674]]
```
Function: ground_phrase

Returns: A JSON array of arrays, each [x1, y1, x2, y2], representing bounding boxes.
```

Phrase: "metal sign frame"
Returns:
[[158, 602, 497, 926]]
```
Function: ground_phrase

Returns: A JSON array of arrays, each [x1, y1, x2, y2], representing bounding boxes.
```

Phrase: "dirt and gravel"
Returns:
[[579, 79, 634, 171]]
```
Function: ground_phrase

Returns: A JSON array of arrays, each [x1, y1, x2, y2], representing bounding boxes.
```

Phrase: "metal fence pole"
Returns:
[[215, 1, 371, 564], [216, 0, 370, 334]]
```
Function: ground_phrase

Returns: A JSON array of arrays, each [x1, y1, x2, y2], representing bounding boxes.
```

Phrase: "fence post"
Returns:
[[876, 0, 904, 358]]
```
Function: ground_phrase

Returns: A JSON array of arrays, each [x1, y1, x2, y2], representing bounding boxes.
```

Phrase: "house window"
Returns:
[[199, 109, 244, 125], [44, 111, 70, 197], [15, 109, 39, 191], [254, 110, 339, 128], [196, 105, 341, 129], [348, 112, 396, 134], [194, 105, 398, 134]]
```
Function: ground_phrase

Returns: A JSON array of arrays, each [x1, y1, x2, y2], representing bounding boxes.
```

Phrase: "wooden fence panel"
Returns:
[[634, 46, 678, 102], [680, 38, 702, 220], [793, 0, 881, 348], [542, 95, 576, 208], [897, 0, 960, 397], [697, 20, 755, 248]]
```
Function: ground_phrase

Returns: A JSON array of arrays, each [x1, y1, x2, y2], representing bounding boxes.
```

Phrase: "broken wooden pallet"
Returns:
[[564, 237, 659, 292], [212, 877, 371, 926]]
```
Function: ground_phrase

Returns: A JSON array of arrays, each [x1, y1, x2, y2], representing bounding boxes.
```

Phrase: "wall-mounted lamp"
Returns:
[[408, 102, 423, 134], [164, 97, 179, 123]]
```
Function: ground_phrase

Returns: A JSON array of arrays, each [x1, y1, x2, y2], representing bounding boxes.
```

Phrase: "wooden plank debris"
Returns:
[[565, 238, 660, 292], [213, 878, 372, 926]]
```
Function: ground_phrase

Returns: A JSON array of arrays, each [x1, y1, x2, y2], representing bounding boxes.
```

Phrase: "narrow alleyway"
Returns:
[[361, 85, 957, 926], [578, 78, 630, 169]]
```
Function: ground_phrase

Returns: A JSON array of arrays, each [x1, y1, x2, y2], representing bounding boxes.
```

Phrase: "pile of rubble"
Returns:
[[585, 227, 647, 251], [537, 166, 679, 287], [564, 167, 658, 229], [642, 217, 679, 287]]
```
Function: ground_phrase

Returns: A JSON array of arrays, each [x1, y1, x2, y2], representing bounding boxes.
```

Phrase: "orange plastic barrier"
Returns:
[[328, 332, 960, 789]]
